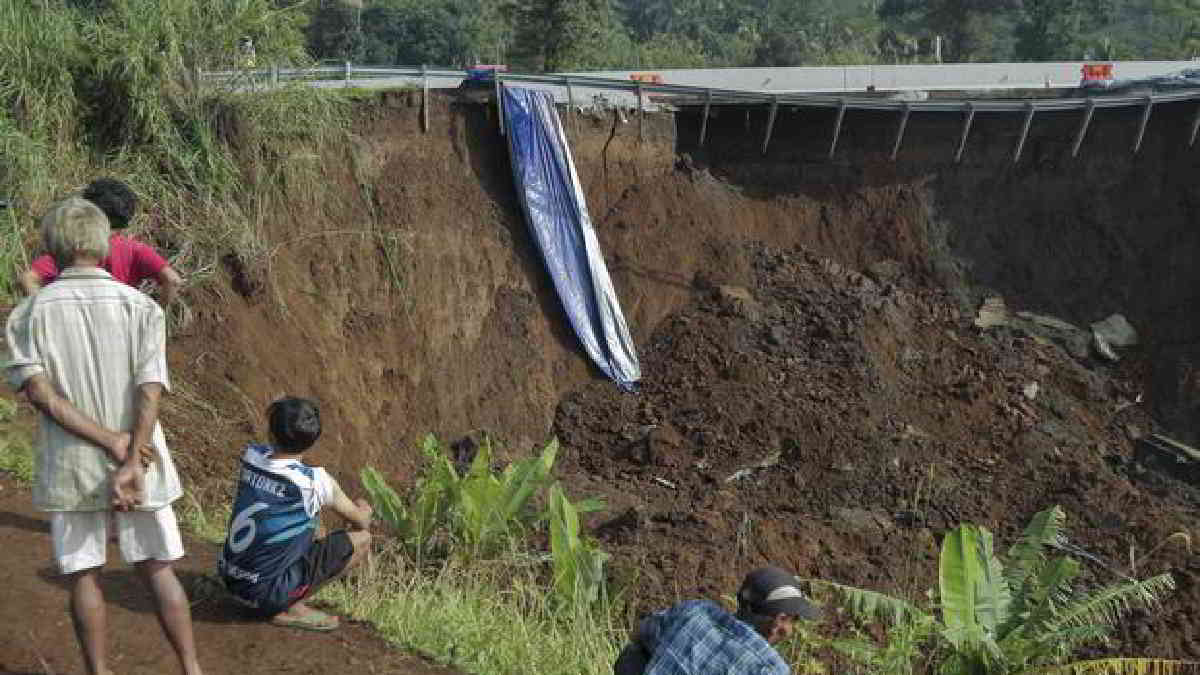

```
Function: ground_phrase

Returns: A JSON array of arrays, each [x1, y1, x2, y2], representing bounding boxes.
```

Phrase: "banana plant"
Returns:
[[455, 435, 559, 556], [810, 506, 1190, 675], [362, 435, 596, 561], [361, 434, 455, 560], [547, 482, 610, 611]]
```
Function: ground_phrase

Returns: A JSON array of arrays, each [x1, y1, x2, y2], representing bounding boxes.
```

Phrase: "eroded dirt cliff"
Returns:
[[157, 91, 1200, 659]]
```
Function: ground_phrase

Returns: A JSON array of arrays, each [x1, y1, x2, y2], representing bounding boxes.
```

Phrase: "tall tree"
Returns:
[[616, 0, 759, 66], [360, 1, 472, 65], [1014, 0, 1118, 60], [881, 0, 1018, 61], [306, 2, 364, 61], [512, 0, 631, 71], [750, 0, 882, 66], [1140, 0, 1200, 58]]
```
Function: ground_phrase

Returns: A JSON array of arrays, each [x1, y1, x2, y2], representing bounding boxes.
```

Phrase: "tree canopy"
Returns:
[[301, 0, 1200, 70]]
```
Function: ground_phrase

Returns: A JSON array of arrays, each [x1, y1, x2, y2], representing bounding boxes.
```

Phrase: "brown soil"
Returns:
[[5, 90, 1200, 670], [552, 244, 1200, 658], [0, 474, 456, 675]]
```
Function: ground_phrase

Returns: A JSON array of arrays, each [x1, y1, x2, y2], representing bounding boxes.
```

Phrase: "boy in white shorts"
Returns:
[[5, 197, 203, 675]]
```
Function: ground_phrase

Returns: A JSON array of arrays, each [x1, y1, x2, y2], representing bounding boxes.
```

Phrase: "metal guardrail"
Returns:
[[571, 60, 1200, 94], [202, 63, 1200, 112], [201, 63, 1200, 160]]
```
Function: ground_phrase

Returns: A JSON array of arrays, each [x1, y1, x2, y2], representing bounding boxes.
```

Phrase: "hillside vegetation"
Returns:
[[305, 0, 1200, 71], [0, 0, 348, 305]]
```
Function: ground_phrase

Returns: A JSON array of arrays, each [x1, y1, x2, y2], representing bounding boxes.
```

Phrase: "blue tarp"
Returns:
[[501, 87, 641, 390]]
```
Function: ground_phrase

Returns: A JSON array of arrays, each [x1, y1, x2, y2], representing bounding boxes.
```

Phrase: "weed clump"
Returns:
[[362, 435, 610, 611], [349, 435, 619, 674], [0, 0, 347, 303]]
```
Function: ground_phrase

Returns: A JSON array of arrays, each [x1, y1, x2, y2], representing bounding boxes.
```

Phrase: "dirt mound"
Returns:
[[158, 95, 935, 500], [552, 242, 1200, 658]]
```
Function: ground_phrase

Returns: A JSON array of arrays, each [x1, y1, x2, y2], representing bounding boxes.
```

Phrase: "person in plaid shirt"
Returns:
[[614, 567, 820, 675]]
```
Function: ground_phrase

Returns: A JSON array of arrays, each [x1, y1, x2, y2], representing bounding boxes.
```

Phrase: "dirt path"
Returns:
[[0, 474, 455, 675]]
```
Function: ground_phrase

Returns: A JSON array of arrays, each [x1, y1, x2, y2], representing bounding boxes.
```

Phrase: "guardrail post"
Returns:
[[637, 84, 645, 141], [564, 77, 575, 132], [1013, 102, 1036, 164], [1071, 99, 1096, 158], [343, 61, 352, 87], [955, 102, 975, 164], [828, 99, 847, 159], [761, 97, 779, 155], [270, 63, 279, 88], [699, 89, 712, 146], [1190, 100, 1200, 148], [891, 103, 911, 161], [495, 73, 505, 136], [421, 64, 429, 134], [1133, 96, 1154, 154]]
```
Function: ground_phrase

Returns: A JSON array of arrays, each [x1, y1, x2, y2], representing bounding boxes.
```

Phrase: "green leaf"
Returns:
[[499, 438, 558, 522], [1007, 506, 1066, 594], [1021, 556, 1081, 638], [360, 466, 405, 533], [975, 528, 1013, 638], [420, 433, 442, 463], [466, 434, 493, 479], [548, 484, 576, 603], [940, 524, 983, 649], [1046, 574, 1174, 637], [807, 578, 929, 627]]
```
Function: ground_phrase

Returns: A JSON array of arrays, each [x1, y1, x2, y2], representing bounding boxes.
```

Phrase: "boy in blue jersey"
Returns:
[[218, 397, 373, 631]]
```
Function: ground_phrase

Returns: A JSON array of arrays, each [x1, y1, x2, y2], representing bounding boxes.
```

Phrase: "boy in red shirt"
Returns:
[[19, 178, 183, 305]]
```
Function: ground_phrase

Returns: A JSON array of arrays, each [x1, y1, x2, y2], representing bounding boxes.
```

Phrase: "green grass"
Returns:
[[0, 398, 34, 483], [320, 547, 625, 675], [0, 397, 32, 479], [177, 490, 232, 545], [0, 0, 353, 306], [318, 544, 832, 675], [0, 437, 34, 484]]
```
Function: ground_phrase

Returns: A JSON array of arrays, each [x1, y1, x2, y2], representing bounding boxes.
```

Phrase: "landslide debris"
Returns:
[[553, 243, 1200, 659]]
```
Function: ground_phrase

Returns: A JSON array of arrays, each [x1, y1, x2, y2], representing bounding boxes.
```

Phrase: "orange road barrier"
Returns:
[[629, 73, 664, 85], [1081, 63, 1114, 81]]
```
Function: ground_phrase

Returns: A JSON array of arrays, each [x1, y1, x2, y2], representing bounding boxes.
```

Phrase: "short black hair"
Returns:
[[267, 397, 322, 452], [81, 177, 138, 229]]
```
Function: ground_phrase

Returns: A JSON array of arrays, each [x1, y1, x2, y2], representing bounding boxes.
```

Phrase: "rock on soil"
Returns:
[[1092, 313, 1140, 348]]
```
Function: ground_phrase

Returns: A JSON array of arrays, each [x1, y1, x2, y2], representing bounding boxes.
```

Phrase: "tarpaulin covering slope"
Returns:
[[501, 87, 640, 390]]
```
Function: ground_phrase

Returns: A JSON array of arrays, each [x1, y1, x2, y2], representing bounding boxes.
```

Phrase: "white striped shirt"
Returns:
[[4, 267, 182, 511]]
